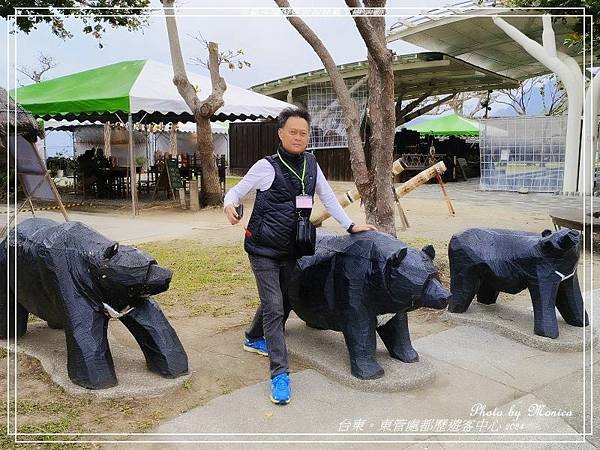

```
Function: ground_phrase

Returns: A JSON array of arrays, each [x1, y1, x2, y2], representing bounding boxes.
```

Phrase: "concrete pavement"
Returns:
[[142, 291, 598, 447]]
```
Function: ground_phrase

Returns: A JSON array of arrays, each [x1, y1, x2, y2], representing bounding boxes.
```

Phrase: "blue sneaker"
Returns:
[[270, 373, 291, 405], [243, 337, 268, 356]]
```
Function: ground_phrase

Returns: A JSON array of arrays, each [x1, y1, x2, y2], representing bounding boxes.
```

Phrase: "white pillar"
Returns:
[[579, 72, 600, 193]]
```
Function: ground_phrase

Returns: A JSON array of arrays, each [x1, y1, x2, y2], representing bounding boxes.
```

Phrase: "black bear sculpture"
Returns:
[[447, 228, 588, 339], [287, 232, 450, 380], [0, 218, 189, 389]]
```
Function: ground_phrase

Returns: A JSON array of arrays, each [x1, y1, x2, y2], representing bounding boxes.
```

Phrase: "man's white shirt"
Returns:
[[224, 158, 353, 231]]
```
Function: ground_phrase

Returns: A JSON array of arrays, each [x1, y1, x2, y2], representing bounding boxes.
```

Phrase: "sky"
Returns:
[[1, 0, 459, 156], [0, 0, 453, 90], [0, 0, 539, 156]]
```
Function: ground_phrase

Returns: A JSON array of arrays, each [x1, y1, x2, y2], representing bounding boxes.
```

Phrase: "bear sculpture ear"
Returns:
[[541, 229, 552, 237], [104, 242, 119, 259], [422, 244, 435, 260], [541, 229, 580, 253], [557, 230, 580, 250], [391, 247, 408, 267]]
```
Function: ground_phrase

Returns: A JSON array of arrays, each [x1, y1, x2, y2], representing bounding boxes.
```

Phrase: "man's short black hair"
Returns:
[[277, 107, 311, 129]]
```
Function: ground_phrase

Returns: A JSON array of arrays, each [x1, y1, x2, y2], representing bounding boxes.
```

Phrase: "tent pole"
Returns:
[[128, 114, 137, 216]]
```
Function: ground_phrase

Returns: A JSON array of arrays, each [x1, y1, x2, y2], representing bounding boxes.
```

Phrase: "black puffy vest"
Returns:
[[244, 152, 317, 260]]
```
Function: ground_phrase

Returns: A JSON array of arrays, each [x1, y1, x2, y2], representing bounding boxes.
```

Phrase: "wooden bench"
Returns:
[[549, 207, 600, 236]]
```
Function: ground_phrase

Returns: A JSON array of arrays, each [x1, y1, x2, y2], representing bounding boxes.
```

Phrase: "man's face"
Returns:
[[278, 116, 310, 154]]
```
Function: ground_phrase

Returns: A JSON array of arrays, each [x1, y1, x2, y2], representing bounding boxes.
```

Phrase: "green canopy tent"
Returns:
[[406, 114, 479, 137], [11, 60, 291, 215]]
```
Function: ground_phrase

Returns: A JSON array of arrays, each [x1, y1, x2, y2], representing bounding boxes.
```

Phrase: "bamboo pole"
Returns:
[[311, 157, 408, 226], [311, 160, 448, 227], [435, 172, 455, 215], [394, 161, 446, 198]]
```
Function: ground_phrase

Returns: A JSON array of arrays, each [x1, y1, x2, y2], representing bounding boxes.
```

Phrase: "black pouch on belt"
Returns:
[[295, 213, 316, 256]]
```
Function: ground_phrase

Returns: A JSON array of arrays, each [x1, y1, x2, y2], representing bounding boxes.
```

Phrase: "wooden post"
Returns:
[[45, 172, 69, 222], [128, 114, 137, 216], [392, 158, 409, 231], [189, 179, 199, 211], [178, 188, 187, 209], [435, 172, 455, 215], [396, 201, 410, 229], [393, 187, 410, 231]]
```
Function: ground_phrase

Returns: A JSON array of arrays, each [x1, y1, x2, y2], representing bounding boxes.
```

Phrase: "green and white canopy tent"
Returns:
[[406, 114, 479, 137], [14, 59, 290, 122], [13, 60, 292, 214]]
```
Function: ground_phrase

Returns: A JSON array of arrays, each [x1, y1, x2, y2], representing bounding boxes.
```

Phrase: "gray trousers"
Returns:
[[245, 254, 296, 379]]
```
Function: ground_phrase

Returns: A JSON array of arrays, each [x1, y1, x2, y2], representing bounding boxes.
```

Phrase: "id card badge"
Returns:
[[296, 195, 313, 209]]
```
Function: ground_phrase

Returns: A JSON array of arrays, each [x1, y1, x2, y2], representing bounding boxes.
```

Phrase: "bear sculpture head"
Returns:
[[92, 242, 173, 312], [384, 244, 450, 311], [538, 228, 581, 278]]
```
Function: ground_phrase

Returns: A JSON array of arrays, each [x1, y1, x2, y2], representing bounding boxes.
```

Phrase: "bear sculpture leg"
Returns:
[[119, 299, 188, 378], [476, 282, 499, 305], [555, 273, 589, 327], [65, 300, 117, 389], [376, 312, 418, 363], [448, 268, 481, 313], [0, 289, 29, 339], [338, 275, 384, 379], [528, 277, 561, 339]]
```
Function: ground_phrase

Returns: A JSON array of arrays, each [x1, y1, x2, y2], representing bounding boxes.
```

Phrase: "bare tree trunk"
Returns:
[[195, 115, 222, 205], [273, 0, 370, 196], [362, 0, 395, 234], [163, 0, 225, 206], [274, 0, 399, 234]]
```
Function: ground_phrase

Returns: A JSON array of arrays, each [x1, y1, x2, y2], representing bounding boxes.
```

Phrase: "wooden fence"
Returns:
[[229, 121, 354, 181]]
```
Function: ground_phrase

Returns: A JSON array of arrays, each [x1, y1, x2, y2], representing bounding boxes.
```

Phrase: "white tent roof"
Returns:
[[44, 119, 229, 135], [131, 60, 292, 119]]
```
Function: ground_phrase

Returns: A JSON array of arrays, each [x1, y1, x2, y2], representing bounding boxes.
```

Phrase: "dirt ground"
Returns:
[[2, 180, 599, 448]]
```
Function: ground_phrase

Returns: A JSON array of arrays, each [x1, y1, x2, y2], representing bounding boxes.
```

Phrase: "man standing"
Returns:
[[224, 108, 376, 405]]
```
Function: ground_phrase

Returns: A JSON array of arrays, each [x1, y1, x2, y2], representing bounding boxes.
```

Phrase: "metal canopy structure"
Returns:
[[250, 51, 518, 102], [386, 3, 589, 81]]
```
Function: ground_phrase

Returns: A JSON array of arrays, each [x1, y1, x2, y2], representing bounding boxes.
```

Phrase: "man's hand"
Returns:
[[224, 204, 241, 225], [350, 223, 377, 233]]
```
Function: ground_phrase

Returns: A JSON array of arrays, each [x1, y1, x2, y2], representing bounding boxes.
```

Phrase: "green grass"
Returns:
[[0, 413, 83, 449], [137, 242, 258, 316], [12, 399, 77, 416], [402, 237, 450, 284], [226, 176, 242, 190], [496, 162, 564, 174]]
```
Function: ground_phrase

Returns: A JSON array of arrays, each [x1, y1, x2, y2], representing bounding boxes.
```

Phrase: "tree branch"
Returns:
[[396, 90, 431, 122], [17, 53, 57, 83], [345, 0, 391, 72], [162, 0, 200, 112], [396, 93, 455, 126], [273, 0, 369, 185], [198, 41, 227, 117]]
